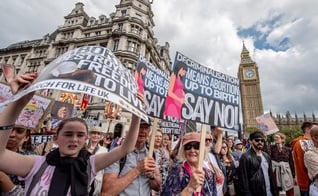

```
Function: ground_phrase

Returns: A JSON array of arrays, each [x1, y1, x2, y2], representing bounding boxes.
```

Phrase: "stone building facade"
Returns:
[[271, 111, 318, 130], [0, 1, 173, 136]]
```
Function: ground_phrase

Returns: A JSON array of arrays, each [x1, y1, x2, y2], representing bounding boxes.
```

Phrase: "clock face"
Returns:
[[245, 69, 255, 78]]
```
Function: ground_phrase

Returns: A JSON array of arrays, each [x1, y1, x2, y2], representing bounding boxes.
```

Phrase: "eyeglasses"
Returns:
[[184, 143, 200, 150], [254, 138, 265, 143], [205, 138, 212, 142]]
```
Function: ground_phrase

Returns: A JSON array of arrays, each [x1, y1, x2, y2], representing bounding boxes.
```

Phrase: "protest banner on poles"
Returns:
[[0, 46, 149, 122]]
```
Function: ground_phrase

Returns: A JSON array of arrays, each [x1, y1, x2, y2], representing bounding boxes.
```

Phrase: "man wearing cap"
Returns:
[[237, 131, 276, 196], [101, 119, 161, 196]]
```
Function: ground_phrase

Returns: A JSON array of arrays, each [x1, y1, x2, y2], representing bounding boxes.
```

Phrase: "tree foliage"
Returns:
[[266, 126, 303, 146]]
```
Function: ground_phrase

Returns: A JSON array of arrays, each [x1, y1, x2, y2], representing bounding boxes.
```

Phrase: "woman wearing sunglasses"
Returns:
[[162, 132, 217, 196]]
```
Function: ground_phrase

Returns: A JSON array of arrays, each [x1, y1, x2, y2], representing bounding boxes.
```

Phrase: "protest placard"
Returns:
[[256, 113, 279, 135], [0, 82, 12, 102], [1, 82, 52, 129], [16, 95, 53, 129], [137, 53, 241, 131], [135, 56, 170, 119], [0, 46, 148, 122], [31, 134, 53, 146], [160, 120, 181, 135], [166, 52, 241, 131], [50, 101, 74, 120]]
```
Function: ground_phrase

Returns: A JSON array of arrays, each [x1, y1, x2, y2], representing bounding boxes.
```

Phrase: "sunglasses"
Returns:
[[205, 138, 212, 142], [254, 138, 265, 143], [184, 143, 200, 150], [105, 137, 111, 140]]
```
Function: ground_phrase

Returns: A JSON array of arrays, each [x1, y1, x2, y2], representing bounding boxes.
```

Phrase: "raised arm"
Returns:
[[0, 73, 37, 177], [94, 114, 140, 172], [213, 127, 224, 154]]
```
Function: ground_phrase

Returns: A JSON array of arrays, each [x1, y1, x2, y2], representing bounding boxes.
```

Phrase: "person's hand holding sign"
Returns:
[[185, 168, 205, 194], [9, 73, 38, 107], [136, 92, 146, 108], [9, 73, 37, 95]]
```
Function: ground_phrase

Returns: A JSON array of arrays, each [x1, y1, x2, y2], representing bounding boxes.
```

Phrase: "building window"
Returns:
[[4, 57, 9, 64], [27, 62, 40, 73], [100, 42, 108, 48], [55, 47, 68, 57], [63, 32, 73, 39], [118, 23, 123, 31], [20, 55, 26, 65], [113, 40, 120, 51], [95, 31, 101, 36], [131, 24, 142, 35], [85, 33, 90, 37], [121, 10, 127, 16], [127, 40, 140, 53], [12, 56, 17, 65]]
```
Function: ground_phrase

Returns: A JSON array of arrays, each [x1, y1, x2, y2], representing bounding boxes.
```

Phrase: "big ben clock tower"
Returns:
[[238, 43, 264, 132]]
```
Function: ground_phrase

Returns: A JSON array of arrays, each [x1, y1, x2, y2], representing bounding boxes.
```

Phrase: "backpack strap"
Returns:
[[87, 159, 94, 196], [41, 142, 48, 156], [26, 160, 48, 195], [118, 145, 156, 176], [118, 155, 127, 176]]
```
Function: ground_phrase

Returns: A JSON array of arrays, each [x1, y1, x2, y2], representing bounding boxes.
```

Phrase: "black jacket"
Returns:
[[237, 148, 277, 196]]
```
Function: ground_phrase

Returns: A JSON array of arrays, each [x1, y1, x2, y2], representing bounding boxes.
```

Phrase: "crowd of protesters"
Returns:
[[0, 73, 318, 196]]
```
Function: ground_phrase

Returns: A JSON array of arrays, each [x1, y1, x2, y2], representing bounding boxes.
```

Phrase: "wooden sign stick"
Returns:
[[196, 123, 207, 193], [147, 118, 158, 157]]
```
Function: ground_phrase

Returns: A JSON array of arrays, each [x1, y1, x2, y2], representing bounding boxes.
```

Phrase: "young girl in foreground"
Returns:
[[0, 73, 141, 195]]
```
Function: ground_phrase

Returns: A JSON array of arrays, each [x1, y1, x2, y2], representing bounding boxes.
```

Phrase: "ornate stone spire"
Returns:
[[240, 41, 255, 64]]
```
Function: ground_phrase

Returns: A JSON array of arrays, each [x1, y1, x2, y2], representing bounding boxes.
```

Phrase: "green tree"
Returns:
[[280, 126, 303, 146]]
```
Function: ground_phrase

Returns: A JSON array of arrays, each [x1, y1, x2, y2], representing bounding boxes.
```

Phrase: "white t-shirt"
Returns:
[[51, 61, 78, 77]]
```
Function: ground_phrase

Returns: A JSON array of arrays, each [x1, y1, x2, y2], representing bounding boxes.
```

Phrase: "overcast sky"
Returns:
[[1, 0, 318, 117]]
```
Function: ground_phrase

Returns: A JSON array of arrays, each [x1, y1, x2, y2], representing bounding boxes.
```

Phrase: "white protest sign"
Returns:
[[256, 113, 279, 135], [0, 46, 148, 122]]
